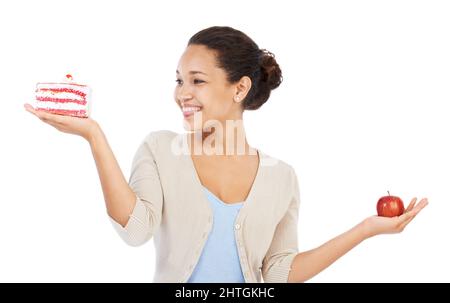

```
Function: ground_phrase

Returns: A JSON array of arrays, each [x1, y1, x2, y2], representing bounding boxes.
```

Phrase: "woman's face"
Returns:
[[174, 44, 242, 131]]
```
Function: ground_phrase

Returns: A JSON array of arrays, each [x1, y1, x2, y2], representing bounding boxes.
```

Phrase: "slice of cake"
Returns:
[[35, 74, 91, 118]]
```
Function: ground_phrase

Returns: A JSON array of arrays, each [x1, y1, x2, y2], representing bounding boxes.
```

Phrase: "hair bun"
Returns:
[[259, 49, 282, 90], [244, 49, 282, 110]]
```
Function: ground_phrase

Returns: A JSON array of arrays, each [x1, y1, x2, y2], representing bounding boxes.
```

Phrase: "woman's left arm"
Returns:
[[288, 197, 428, 283]]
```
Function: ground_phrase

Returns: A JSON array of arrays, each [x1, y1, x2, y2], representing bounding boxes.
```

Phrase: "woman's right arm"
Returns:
[[24, 104, 136, 227], [87, 125, 136, 226]]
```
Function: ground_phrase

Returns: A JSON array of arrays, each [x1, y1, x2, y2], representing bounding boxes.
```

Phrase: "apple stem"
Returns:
[[387, 190, 390, 196]]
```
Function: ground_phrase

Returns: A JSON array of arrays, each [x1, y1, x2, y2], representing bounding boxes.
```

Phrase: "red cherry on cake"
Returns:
[[66, 74, 73, 81]]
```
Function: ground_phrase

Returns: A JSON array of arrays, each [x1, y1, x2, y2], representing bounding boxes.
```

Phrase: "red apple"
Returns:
[[377, 191, 405, 217]]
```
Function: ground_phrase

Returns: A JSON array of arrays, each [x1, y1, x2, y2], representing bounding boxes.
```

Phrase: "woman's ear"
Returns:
[[233, 76, 252, 103]]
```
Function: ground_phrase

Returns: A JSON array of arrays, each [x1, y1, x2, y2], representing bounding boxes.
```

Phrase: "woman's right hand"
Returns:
[[24, 103, 99, 142], [25, 103, 138, 227]]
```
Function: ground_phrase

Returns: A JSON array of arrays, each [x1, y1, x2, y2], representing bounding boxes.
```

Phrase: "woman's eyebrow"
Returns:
[[176, 70, 208, 76]]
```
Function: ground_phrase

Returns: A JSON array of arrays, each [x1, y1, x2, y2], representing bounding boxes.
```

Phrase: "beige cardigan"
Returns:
[[110, 130, 300, 283]]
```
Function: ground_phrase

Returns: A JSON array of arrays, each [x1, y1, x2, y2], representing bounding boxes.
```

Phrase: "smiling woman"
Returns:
[[174, 35, 281, 150], [24, 26, 428, 283]]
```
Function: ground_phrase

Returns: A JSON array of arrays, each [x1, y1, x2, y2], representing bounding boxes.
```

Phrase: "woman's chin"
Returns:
[[182, 120, 200, 132]]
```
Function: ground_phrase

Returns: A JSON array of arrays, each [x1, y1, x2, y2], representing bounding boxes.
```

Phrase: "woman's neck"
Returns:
[[189, 120, 255, 157]]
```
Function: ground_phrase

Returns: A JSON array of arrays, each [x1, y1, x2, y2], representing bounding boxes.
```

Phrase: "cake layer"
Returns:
[[36, 83, 90, 93], [35, 108, 87, 117], [35, 100, 87, 111], [35, 81, 91, 118], [36, 91, 86, 104]]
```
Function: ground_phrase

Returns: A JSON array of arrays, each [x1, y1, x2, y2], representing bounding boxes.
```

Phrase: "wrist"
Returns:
[[85, 121, 101, 144], [358, 218, 374, 240], [360, 217, 378, 239]]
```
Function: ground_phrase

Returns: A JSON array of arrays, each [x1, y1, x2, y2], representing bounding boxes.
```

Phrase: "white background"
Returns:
[[0, 0, 449, 282]]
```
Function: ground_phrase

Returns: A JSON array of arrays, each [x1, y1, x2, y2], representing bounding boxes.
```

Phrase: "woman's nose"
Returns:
[[177, 87, 193, 104], [179, 95, 193, 104]]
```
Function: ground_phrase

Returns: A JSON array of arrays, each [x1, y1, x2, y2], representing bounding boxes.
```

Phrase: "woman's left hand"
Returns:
[[362, 197, 429, 238]]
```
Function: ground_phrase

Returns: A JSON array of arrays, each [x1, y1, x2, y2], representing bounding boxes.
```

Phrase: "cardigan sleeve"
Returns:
[[109, 133, 164, 246], [261, 167, 300, 282]]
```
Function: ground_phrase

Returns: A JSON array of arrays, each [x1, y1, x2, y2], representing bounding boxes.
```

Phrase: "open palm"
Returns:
[[24, 103, 98, 140], [364, 197, 428, 237]]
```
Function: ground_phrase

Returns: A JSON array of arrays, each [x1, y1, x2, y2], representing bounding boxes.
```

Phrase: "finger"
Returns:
[[33, 108, 51, 120], [49, 113, 65, 124], [24, 104, 71, 129], [44, 119, 63, 131], [412, 198, 429, 214], [405, 197, 417, 212], [399, 210, 415, 223], [35, 109, 64, 124], [24, 103, 35, 113], [399, 216, 415, 231], [399, 198, 428, 223], [24, 104, 60, 122], [398, 201, 428, 230], [24, 103, 39, 116]]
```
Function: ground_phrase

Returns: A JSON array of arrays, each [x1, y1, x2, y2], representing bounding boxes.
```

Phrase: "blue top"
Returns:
[[188, 187, 245, 283]]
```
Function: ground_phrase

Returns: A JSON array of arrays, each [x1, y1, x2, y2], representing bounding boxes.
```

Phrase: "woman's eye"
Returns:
[[176, 79, 204, 85]]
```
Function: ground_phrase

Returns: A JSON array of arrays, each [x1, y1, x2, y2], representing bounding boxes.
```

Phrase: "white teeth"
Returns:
[[182, 106, 202, 113]]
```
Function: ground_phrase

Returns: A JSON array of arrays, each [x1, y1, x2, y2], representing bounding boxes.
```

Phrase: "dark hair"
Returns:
[[188, 26, 282, 110]]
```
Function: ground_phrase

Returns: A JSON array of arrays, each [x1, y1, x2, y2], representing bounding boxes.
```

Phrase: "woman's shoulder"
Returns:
[[140, 129, 180, 147], [257, 152, 300, 202], [137, 130, 187, 159], [144, 129, 179, 141], [258, 150, 298, 182]]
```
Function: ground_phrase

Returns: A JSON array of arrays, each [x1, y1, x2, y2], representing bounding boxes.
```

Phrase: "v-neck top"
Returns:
[[187, 187, 245, 283], [110, 130, 301, 283]]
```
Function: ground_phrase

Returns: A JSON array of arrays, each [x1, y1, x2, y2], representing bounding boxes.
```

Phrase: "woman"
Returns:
[[24, 26, 428, 283]]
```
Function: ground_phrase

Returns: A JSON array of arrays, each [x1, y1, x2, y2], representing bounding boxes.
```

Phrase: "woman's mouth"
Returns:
[[182, 106, 202, 118]]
